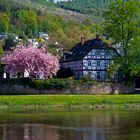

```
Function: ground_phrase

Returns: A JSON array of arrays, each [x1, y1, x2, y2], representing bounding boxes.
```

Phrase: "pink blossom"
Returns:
[[2, 45, 59, 78]]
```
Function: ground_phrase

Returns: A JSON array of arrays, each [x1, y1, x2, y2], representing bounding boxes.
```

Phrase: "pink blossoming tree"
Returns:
[[2, 45, 59, 78]]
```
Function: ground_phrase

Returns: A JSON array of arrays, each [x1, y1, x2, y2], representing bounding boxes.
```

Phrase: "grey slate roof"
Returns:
[[61, 38, 119, 62]]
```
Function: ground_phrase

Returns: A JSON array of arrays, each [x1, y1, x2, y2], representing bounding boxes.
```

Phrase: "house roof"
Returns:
[[61, 38, 119, 62]]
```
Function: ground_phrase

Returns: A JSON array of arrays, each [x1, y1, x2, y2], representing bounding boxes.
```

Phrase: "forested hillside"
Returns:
[[57, 0, 120, 17], [0, 0, 103, 53], [0, 0, 90, 22]]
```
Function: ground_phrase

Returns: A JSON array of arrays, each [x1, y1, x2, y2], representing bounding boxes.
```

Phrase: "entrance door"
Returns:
[[135, 77, 140, 88], [135, 77, 140, 93]]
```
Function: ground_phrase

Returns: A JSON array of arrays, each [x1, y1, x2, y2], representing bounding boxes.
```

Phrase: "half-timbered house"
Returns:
[[60, 35, 120, 80]]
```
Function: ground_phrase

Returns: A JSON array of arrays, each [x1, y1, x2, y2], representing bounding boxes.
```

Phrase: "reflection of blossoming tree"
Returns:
[[2, 45, 59, 78]]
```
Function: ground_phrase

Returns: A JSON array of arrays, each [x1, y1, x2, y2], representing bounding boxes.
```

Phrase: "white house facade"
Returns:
[[60, 36, 120, 80]]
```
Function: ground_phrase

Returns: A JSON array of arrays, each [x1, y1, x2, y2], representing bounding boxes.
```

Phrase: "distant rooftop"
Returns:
[[49, 0, 72, 3]]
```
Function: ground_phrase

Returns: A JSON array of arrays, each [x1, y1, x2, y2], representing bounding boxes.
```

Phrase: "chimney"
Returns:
[[81, 37, 85, 45], [96, 34, 100, 40]]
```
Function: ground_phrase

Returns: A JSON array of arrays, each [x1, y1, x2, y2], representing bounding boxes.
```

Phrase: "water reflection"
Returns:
[[0, 111, 140, 140]]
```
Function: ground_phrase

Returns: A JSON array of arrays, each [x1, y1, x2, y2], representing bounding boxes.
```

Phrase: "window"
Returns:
[[97, 72, 101, 80], [106, 53, 110, 58], [101, 55, 105, 58], [88, 61, 91, 66], [96, 51, 99, 55], [93, 62, 96, 66], [102, 74, 106, 79], [97, 61, 100, 66], [88, 72, 92, 76], [105, 61, 109, 67], [87, 55, 90, 58]]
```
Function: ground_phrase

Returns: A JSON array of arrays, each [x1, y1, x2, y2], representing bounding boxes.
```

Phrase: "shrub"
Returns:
[[32, 80, 44, 90], [32, 78, 70, 90], [0, 78, 32, 86], [81, 75, 93, 83]]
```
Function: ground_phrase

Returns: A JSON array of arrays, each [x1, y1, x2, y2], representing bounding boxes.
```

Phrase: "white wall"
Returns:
[[62, 48, 118, 80]]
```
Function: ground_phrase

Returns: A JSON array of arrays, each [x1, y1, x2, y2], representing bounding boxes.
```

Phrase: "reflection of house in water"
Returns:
[[0, 115, 115, 140], [0, 112, 139, 140], [0, 124, 23, 140], [23, 124, 60, 140], [0, 124, 59, 140], [0, 124, 107, 140]]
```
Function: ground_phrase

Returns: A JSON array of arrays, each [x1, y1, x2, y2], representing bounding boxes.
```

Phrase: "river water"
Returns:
[[0, 111, 140, 140]]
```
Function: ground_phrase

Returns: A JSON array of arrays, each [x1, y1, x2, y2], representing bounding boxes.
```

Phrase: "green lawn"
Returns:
[[0, 95, 140, 106]]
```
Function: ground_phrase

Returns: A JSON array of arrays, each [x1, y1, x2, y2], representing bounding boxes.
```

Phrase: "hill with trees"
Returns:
[[0, 0, 103, 54], [0, 0, 89, 22], [57, 0, 131, 17]]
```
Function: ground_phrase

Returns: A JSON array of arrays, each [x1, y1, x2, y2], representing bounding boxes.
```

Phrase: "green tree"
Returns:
[[0, 42, 4, 78], [17, 10, 38, 37], [0, 12, 10, 33], [0, 43, 4, 55], [105, 0, 140, 81], [49, 23, 94, 56], [41, 14, 63, 33]]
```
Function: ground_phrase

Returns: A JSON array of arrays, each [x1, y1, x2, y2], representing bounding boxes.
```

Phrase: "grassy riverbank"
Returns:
[[0, 95, 140, 111]]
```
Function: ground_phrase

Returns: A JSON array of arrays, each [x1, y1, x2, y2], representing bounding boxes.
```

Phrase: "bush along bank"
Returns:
[[0, 78, 135, 95]]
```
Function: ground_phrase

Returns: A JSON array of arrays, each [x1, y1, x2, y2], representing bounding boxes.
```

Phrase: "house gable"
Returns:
[[61, 37, 120, 80]]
